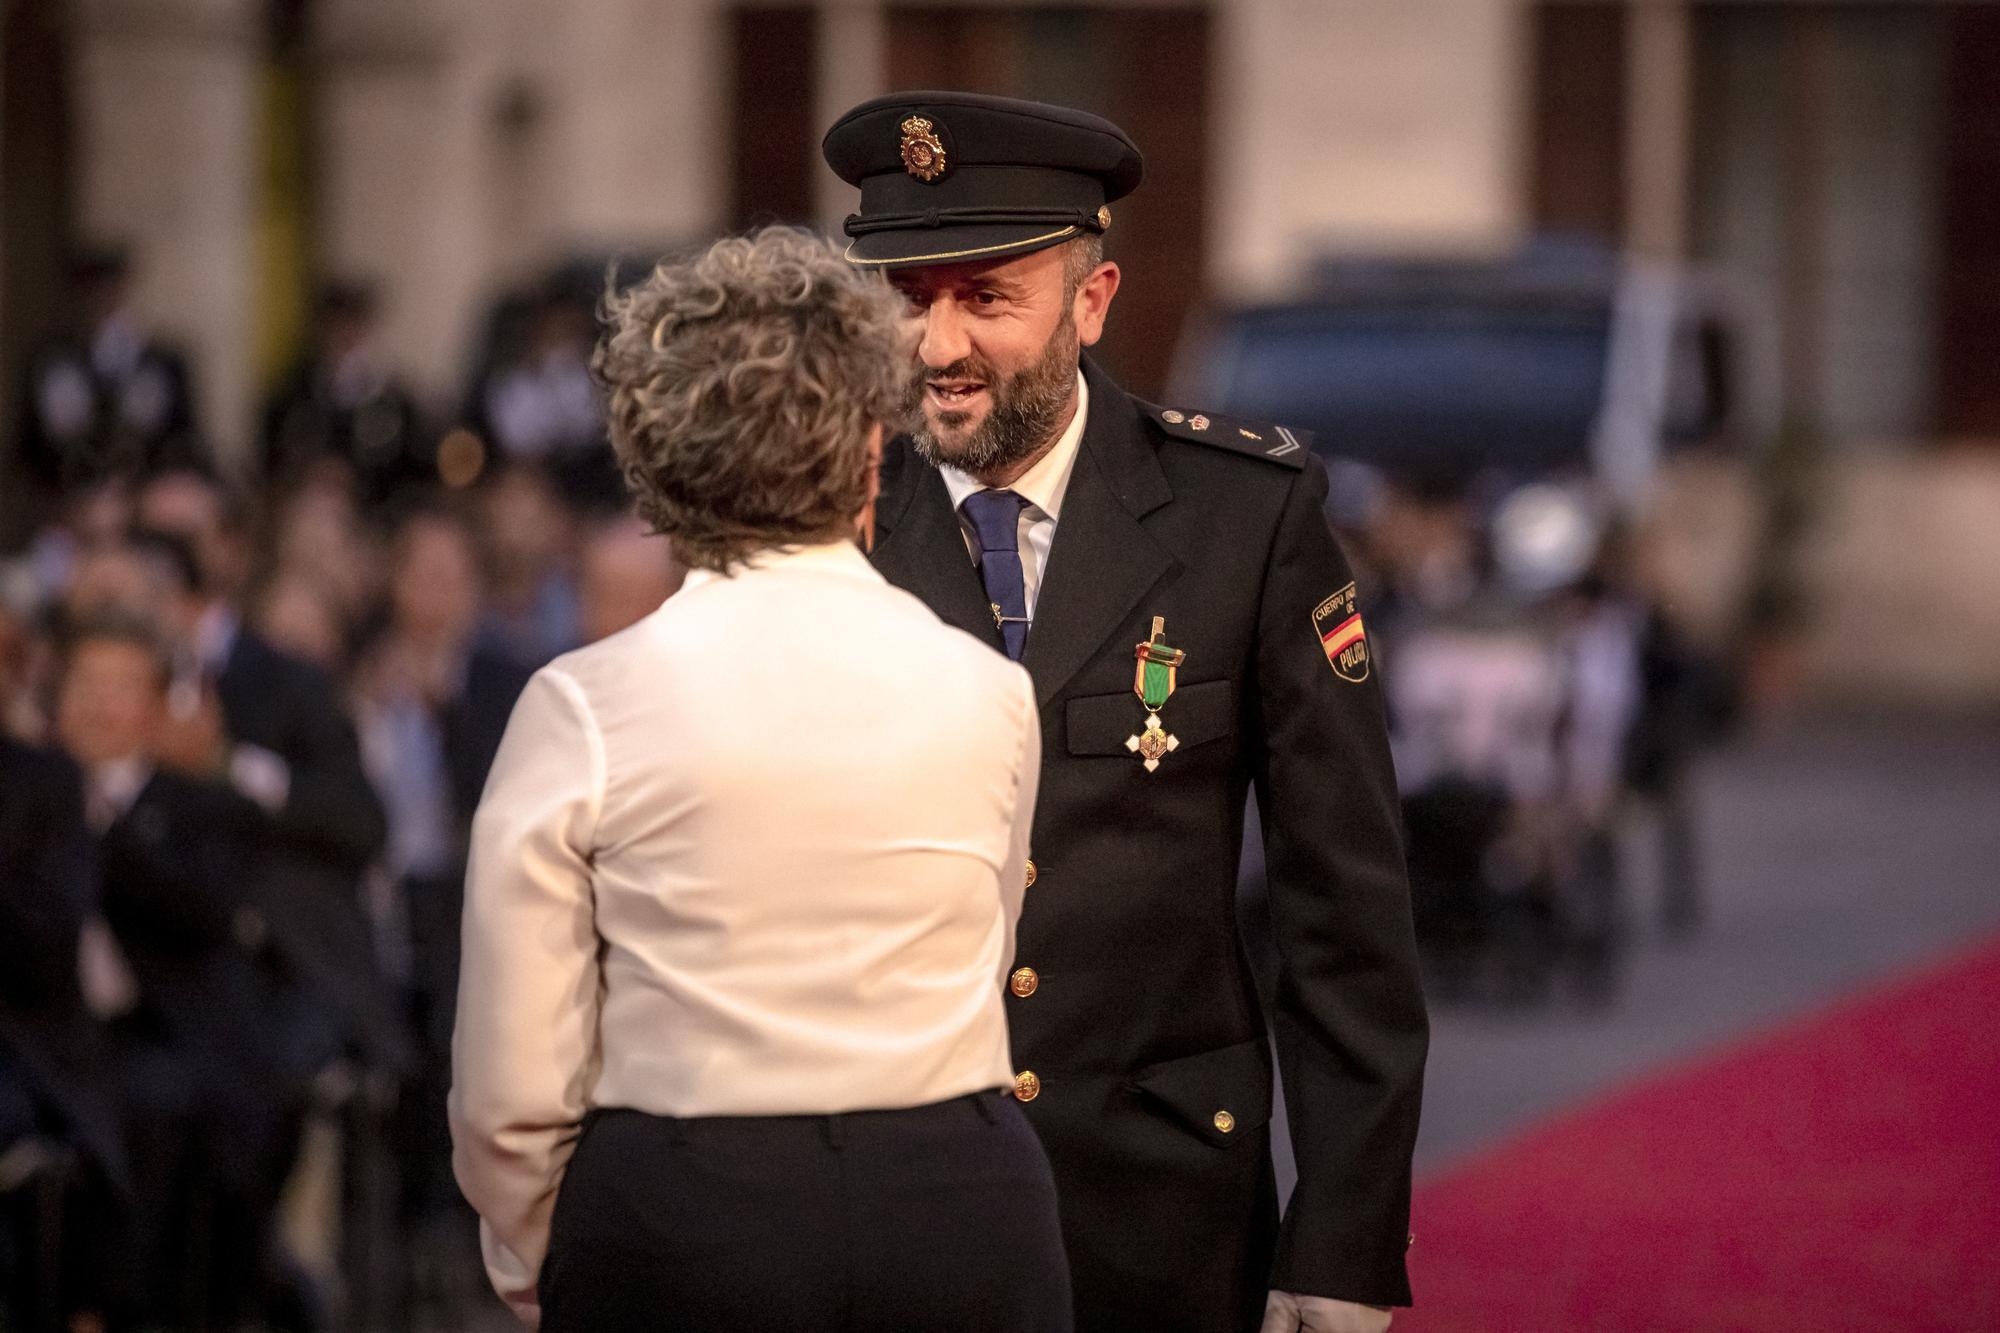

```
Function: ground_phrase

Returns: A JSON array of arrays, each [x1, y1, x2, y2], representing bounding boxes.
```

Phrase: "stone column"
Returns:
[[1626, 0, 1693, 262], [815, 0, 888, 235], [1210, 0, 1531, 298], [531, 0, 727, 256], [70, 0, 261, 464], [312, 0, 487, 402], [314, 0, 731, 401]]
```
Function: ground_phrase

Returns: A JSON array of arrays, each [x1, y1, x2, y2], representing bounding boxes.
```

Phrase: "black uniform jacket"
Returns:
[[216, 628, 406, 1074], [259, 357, 433, 505], [12, 334, 202, 491], [98, 769, 307, 1197], [98, 770, 285, 1086], [0, 740, 125, 1186], [871, 358, 1428, 1330]]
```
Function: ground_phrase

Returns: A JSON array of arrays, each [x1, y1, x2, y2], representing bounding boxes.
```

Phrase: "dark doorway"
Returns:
[[1939, 6, 2000, 438], [2, 0, 74, 541], [1529, 3, 1628, 244], [730, 7, 821, 231]]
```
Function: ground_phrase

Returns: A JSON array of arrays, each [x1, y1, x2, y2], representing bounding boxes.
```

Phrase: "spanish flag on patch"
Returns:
[[1321, 612, 1365, 659], [1310, 583, 1371, 683]]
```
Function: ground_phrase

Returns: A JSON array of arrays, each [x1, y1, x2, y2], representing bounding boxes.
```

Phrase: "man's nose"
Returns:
[[917, 300, 970, 369]]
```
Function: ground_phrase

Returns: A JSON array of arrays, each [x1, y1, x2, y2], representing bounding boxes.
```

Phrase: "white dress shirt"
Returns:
[[939, 370, 1088, 618], [450, 538, 1040, 1324]]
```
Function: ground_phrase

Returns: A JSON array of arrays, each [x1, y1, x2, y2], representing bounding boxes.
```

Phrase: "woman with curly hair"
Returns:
[[449, 229, 1069, 1331]]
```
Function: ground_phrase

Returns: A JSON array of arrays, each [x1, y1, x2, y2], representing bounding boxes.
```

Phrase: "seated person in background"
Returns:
[[0, 732, 127, 1329], [472, 464, 583, 669], [575, 511, 684, 644], [20, 478, 134, 612], [263, 474, 384, 638], [54, 612, 306, 1327], [250, 569, 348, 674], [131, 472, 406, 1076]]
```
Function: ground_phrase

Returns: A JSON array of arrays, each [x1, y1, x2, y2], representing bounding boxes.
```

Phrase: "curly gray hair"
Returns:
[[594, 227, 909, 572]]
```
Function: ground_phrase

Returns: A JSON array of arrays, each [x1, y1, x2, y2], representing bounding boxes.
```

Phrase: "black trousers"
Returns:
[[541, 1091, 1073, 1333]]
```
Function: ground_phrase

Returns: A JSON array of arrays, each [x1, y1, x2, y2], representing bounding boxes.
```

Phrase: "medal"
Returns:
[[1125, 616, 1187, 773]]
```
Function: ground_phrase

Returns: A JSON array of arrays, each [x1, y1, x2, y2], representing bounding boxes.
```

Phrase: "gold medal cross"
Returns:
[[1127, 616, 1186, 774], [1125, 711, 1179, 772]]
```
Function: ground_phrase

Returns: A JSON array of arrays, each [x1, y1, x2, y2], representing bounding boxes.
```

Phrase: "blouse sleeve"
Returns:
[[449, 666, 606, 1327], [996, 666, 1042, 988]]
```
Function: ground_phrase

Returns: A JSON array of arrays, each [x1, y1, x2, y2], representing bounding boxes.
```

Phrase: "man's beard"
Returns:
[[903, 317, 1079, 478]]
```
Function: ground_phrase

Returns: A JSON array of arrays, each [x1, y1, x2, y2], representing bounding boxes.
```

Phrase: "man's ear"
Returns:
[[1073, 261, 1122, 347]]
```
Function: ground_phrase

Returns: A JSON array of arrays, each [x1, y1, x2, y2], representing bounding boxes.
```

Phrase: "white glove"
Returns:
[[1260, 1290, 1392, 1333]]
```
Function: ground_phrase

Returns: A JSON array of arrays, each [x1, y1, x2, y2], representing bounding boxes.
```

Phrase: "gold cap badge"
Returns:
[[900, 115, 946, 182]]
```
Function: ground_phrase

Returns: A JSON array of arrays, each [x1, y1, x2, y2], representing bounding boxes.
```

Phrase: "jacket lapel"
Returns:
[[1020, 361, 1176, 708], [870, 439, 1005, 650]]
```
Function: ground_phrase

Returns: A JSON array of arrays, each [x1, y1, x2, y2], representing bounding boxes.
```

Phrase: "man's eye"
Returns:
[[973, 291, 1001, 307]]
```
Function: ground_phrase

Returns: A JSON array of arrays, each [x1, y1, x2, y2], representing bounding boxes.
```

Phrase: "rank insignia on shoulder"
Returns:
[[1148, 403, 1311, 468], [1312, 582, 1369, 683]]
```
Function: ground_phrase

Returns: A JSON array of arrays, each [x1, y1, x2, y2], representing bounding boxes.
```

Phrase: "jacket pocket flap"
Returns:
[[1130, 1037, 1273, 1147], [1065, 678, 1237, 757]]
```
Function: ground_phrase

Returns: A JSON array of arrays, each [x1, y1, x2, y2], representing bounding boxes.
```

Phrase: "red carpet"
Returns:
[[1399, 936, 2000, 1332]]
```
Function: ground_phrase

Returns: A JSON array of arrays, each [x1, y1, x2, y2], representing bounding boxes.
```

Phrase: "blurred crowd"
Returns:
[[1326, 466, 1731, 1006], [1, 248, 683, 1331], [0, 239, 1748, 1330]]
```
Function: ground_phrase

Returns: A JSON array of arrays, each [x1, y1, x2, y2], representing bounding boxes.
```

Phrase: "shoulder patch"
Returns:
[[1142, 402, 1312, 469]]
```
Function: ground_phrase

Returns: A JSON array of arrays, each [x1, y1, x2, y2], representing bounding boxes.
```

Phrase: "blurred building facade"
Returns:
[[4, 0, 1536, 421], [5, 0, 1999, 701]]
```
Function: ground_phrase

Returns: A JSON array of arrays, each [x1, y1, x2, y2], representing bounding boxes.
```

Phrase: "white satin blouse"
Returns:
[[449, 539, 1040, 1323]]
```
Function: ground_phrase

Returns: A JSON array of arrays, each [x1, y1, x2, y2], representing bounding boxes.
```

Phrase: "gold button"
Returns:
[[1010, 967, 1039, 998], [1407, 1231, 1416, 1251], [1013, 1070, 1041, 1102], [1024, 859, 1037, 889], [1213, 1110, 1236, 1134]]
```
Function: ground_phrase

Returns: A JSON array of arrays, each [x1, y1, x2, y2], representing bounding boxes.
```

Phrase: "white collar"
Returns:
[[679, 537, 881, 595], [195, 601, 239, 675], [89, 754, 154, 828], [939, 369, 1088, 520], [90, 313, 145, 381]]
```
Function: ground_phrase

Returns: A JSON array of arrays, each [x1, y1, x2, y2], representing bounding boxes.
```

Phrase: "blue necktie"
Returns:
[[961, 489, 1030, 660]]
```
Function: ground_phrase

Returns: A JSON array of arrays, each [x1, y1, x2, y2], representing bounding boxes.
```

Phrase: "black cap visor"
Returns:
[[843, 162, 1107, 269], [845, 220, 1087, 270]]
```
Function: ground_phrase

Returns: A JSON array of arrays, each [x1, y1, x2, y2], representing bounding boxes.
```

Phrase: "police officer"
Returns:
[[823, 92, 1429, 1333], [12, 247, 204, 496]]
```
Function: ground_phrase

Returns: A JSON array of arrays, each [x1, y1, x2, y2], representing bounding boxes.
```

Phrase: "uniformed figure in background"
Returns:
[[11, 247, 204, 499], [259, 280, 433, 507], [824, 92, 1429, 1333]]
